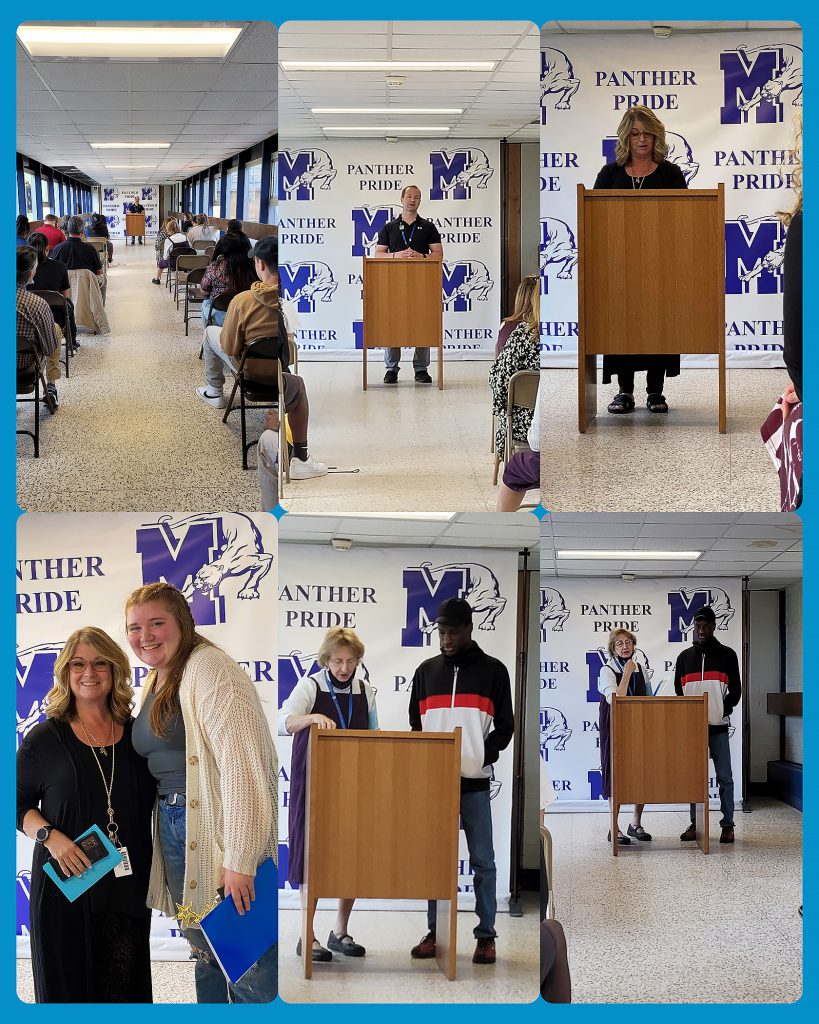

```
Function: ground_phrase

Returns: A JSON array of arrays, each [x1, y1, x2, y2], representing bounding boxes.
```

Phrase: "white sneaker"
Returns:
[[289, 454, 329, 479], [196, 386, 226, 409]]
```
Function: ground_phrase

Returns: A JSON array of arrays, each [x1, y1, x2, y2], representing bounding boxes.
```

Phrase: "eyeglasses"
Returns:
[[613, 640, 634, 649], [328, 657, 358, 670], [69, 659, 110, 672], [629, 131, 655, 140]]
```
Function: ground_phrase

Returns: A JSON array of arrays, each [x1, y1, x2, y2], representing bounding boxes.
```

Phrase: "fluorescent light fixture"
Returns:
[[324, 126, 450, 134], [557, 550, 702, 560], [17, 25, 242, 59], [282, 60, 495, 71], [312, 107, 463, 114], [91, 143, 170, 150], [104, 165, 158, 169]]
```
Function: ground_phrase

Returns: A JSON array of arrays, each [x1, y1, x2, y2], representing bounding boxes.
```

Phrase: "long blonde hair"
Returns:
[[125, 582, 215, 737], [780, 111, 802, 226], [503, 273, 540, 332], [48, 627, 134, 723], [614, 105, 669, 166]]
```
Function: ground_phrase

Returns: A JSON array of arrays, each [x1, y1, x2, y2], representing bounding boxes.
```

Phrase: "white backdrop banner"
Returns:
[[278, 140, 501, 360], [540, 31, 802, 367], [278, 544, 519, 911], [100, 186, 160, 239], [16, 512, 277, 959], [539, 578, 743, 809]]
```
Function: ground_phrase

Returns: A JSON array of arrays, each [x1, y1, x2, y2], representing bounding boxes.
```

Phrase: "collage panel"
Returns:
[[16, 513, 278, 1003], [540, 512, 802, 1003], [539, 21, 802, 513], [276, 513, 541, 1001], [278, 22, 541, 512], [15, 22, 279, 513]]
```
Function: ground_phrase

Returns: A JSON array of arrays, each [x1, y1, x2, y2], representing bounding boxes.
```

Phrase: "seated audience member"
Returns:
[[37, 214, 66, 250], [180, 210, 194, 233], [161, 220, 190, 263], [212, 218, 253, 260], [51, 217, 103, 276], [86, 212, 113, 264], [27, 232, 77, 352], [199, 234, 259, 331], [196, 235, 327, 481], [187, 213, 217, 245], [496, 380, 540, 511], [489, 273, 540, 453], [17, 246, 61, 407], [152, 217, 176, 285], [16, 215, 31, 246], [56, 216, 69, 235]]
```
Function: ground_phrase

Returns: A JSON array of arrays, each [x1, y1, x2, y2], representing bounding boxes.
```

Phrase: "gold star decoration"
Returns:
[[175, 896, 222, 929]]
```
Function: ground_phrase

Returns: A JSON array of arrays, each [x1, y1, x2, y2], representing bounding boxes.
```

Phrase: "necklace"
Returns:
[[78, 716, 114, 757], [631, 174, 645, 190]]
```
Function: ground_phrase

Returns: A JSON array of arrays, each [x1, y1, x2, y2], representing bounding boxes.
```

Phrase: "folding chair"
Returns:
[[493, 369, 540, 485], [17, 334, 55, 457], [30, 289, 74, 377], [184, 267, 206, 336], [221, 337, 282, 471], [192, 238, 214, 253], [174, 254, 209, 309]]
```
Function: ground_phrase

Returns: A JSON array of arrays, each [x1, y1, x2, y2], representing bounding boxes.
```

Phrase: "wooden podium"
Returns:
[[610, 695, 710, 855], [576, 184, 726, 433], [302, 726, 461, 978], [362, 257, 444, 390], [125, 212, 145, 241]]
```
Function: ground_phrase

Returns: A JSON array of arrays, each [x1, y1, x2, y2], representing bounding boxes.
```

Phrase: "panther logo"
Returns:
[[417, 562, 507, 632]]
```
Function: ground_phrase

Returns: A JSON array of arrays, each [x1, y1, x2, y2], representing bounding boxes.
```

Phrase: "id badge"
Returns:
[[114, 846, 133, 878]]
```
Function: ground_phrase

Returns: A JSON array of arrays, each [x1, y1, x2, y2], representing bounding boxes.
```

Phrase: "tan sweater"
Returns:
[[146, 645, 278, 920], [219, 281, 279, 382]]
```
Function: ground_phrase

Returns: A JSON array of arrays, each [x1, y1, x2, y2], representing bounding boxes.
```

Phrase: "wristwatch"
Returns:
[[35, 825, 52, 844]]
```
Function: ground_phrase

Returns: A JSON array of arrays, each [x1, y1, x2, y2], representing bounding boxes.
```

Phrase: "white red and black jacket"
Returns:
[[673, 638, 741, 734], [408, 642, 514, 792]]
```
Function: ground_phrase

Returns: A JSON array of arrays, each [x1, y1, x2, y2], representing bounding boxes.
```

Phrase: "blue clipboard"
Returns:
[[199, 857, 278, 985], [42, 824, 123, 902]]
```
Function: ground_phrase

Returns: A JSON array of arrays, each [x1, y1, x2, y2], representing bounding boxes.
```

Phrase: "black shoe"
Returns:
[[327, 931, 366, 957], [138, 238, 143, 244], [130, 239, 135, 245], [607, 829, 631, 845], [647, 393, 669, 413], [608, 391, 635, 414], [383, 369, 399, 384], [414, 370, 433, 384], [627, 824, 652, 842], [720, 826, 735, 844], [680, 823, 697, 842], [296, 937, 332, 962], [45, 383, 58, 409]]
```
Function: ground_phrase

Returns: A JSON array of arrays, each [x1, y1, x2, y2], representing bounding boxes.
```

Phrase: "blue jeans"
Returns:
[[200, 298, 227, 333], [384, 346, 430, 371], [157, 800, 278, 1003], [427, 788, 496, 939], [690, 729, 735, 828]]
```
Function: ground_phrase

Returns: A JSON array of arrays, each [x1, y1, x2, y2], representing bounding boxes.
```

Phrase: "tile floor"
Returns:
[[17, 958, 196, 1004], [545, 798, 802, 1002]]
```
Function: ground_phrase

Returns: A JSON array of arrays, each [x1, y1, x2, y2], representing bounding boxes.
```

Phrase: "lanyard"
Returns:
[[399, 219, 418, 249], [79, 719, 120, 847], [325, 670, 353, 729]]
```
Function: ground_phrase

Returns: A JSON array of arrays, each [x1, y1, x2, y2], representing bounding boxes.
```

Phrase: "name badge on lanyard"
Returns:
[[399, 220, 418, 250], [325, 669, 353, 729]]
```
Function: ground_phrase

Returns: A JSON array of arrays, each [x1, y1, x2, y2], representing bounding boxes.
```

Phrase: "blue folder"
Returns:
[[42, 824, 123, 902], [199, 857, 278, 985]]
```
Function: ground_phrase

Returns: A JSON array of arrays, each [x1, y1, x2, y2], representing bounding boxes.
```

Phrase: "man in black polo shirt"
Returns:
[[51, 217, 103, 276], [375, 184, 443, 384], [127, 195, 145, 244]]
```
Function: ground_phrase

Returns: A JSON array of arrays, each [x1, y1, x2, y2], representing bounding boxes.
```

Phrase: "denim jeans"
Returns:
[[689, 729, 735, 828], [157, 800, 278, 1003], [200, 298, 227, 334], [384, 346, 430, 371], [427, 788, 496, 939]]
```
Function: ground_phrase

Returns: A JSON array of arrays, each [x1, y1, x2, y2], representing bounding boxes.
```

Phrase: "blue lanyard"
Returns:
[[324, 670, 353, 729], [399, 219, 418, 248]]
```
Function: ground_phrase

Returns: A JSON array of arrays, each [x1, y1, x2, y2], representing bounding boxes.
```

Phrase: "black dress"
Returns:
[[593, 159, 688, 389], [17, 719, 157, 1003], [598, 658, 647, 800]]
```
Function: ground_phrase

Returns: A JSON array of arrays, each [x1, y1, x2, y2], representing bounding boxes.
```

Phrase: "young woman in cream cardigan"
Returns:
[[127, 582, 277, 1003]]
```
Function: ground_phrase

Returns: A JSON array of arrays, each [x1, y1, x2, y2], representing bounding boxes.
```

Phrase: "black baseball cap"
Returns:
[[693, 606, 716, 624], [436, 598, 473, 627], [253, 235, 278, 267]]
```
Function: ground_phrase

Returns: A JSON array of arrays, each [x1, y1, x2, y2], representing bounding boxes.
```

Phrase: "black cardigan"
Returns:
[[783, 208, 802, 401]]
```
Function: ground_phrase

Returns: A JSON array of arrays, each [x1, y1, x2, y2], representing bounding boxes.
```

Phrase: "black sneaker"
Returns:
[[627, 824, 652, 842], [327, 931, 366, 957], [414, 370, 433, 384], [383, 369, 399, 384], [45, 383, 58, 409]]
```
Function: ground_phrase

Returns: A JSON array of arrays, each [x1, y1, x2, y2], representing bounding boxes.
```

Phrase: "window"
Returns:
[[268, 155, 279, 226], [40, 174, 52, 218], [212, 174, 222, 218], [244, 160, 262, 221], [227, 168, 238, 218], [202, 180, 210, 216], [23, 170, 36, 217]]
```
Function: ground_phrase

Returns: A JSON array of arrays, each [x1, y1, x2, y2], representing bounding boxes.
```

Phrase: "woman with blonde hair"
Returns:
[[279, 626, 378, 963], [127, 581, 278, 1003], [187, 213, 218, 245], [593, 105, 688, 415], [489, 272, 540, 456], [597, 628, 654, 844], [17, 627, 156, 1002], [152, 216, 179, 285]]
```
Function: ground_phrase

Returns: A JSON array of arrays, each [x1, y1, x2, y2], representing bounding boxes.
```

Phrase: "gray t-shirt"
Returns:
[[132, 688, 187, 796]]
